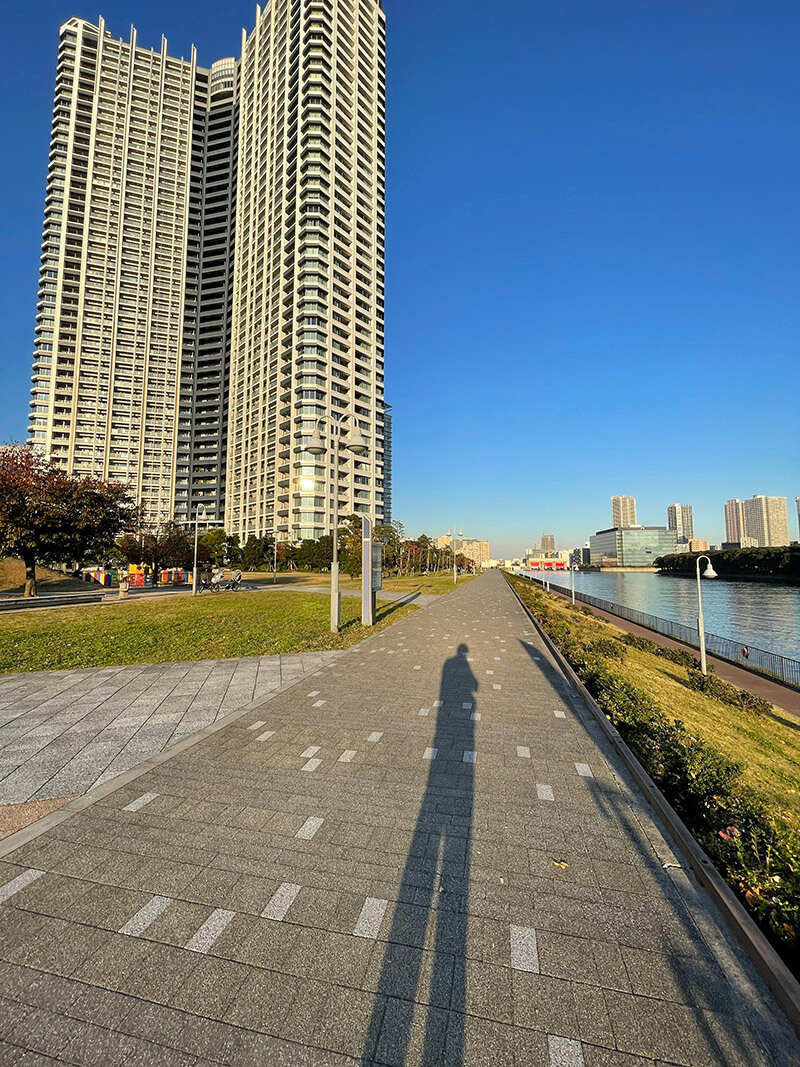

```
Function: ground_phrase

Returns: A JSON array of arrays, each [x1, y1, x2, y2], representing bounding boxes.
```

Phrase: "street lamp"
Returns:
[[192, 505, 208, 596], [446, 527, 463, 585], [570, 564, 576, 605], [695, 554, 717, 675], [306, 414, 369, 633]]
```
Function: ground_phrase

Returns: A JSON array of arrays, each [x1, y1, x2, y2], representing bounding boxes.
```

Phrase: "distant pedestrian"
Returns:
[[741, 646, 750, 660]]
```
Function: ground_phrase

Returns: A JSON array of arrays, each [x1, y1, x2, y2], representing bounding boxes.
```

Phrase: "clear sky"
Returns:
[[1, 0, 798, 557]]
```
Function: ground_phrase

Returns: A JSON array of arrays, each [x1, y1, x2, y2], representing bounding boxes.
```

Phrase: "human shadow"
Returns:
[[361, 642, 477, 1065]]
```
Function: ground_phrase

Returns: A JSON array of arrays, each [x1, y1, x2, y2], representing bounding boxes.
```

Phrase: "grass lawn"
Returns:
[[0, 590, 417, 673], [508, 574, 800, 829], [245, 570, 477, 597]]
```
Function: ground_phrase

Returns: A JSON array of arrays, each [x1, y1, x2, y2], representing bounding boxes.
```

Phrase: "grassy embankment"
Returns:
[[0, 591, 417, 673], [506, 571, 800, 969], [0, 558, 88, 597], [245, 570, 476, 597]]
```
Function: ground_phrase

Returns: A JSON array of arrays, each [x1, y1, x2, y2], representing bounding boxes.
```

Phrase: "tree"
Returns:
[[198, 528, 227, 567], [339, 515, 363, 578], [116, 522, 192, 584], [242, 534, 273, 571], [0, 449, 138, 597]]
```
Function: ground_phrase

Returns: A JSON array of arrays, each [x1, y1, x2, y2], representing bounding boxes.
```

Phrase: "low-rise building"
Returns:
[[589, 527, 677, 567]]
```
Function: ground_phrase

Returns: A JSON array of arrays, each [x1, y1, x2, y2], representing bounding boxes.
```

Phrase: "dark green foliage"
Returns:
[[686, 669, 772, 718], [623, 632, 699, 669], [507, 573, 800, 971], [655, 545, 800, 580]]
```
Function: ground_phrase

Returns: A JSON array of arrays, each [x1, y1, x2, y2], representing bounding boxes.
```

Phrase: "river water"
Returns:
[[528, 570, 800, 659]]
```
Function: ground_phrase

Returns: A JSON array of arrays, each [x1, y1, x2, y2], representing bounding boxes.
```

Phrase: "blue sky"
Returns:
[[1, 0, 798, 556]]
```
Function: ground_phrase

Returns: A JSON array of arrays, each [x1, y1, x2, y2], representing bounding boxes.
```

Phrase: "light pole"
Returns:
[[446, 527, 463, 585], [306, 414, 369, 633], [695, 554, 717, 675], [273, 537, 278, 585], [192, 505, 208, 596], [570, 564, 576, 605]]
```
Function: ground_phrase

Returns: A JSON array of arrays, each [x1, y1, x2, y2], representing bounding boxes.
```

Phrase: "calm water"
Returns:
[[526, 571, 800, 659]]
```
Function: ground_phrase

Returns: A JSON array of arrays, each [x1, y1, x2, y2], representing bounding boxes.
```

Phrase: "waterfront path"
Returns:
[[0, 571, 796, 1065]]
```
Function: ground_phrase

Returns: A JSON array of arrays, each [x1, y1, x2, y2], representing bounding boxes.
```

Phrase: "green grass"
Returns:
[[0, 590, 417, 673], [507, 573, 800, 828], [245, 570, 477, 597]]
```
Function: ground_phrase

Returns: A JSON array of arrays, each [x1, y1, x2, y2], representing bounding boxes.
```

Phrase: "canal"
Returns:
[[532, 570, 800, 659]]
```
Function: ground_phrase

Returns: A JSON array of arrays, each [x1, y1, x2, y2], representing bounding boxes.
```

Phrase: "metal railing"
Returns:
[[512, 571, 800, 690]]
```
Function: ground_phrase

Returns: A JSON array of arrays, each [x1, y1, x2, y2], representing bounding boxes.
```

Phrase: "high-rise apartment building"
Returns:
[[667, 503, 694, 544], [540, 534, 555, 553], [611, 495, 637, 528], [742, 495, 790, 548], [29, 3, 388, 540], [724, 499, 744, 544]]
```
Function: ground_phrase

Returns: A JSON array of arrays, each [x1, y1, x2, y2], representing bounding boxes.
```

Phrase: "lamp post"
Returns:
[[695, 554, 717, 675], [306, 414, 369, 633], [570, 564, 576, 605], [192, 505, 208, 596], [273, 537, 278, 585], [446, 527, 463, 585]]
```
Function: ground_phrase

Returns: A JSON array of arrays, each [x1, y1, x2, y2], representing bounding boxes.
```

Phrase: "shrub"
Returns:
[[623, 632, 699, 669], [686, 669, 772, 718], [507, 573, 799, 970]]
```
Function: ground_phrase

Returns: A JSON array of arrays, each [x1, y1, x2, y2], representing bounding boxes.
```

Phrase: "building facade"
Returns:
[[666, 503, 694, 544], [724, 499, 744, 544], [540, 534, 555, 553], [741, 495, 790, 548], [29, 4, 389, 541], [589, 526, 676, 567], [459, 539, 490, 566], [611, 495, 637, 528]]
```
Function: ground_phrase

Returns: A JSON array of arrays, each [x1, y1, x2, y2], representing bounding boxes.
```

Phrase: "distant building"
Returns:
[[796, 497, 800, 541], [590, 526, 676, 568], [667, 503, 694, 544], [724, 499, 745, 544], [742, 495, 790, 547], [540, 534, 555, 553], [687, 539, 709, 552], [459, 539, 491, 566], [611, 495, 637, 528], [571, 544, 591, 567]]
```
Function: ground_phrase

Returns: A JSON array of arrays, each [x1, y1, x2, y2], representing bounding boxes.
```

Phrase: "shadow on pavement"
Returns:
[[360, 643, 477, 1065]]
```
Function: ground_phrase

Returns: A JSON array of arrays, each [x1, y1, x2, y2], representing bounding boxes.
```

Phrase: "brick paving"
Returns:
[[0, 653, 341, 806], [0, 570, 796, 1066]]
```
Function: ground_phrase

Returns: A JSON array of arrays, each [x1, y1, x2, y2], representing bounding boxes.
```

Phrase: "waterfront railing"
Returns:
[[513, 571, 800, 690]]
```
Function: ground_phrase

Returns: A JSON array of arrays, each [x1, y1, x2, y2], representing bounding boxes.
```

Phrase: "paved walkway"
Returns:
[[0, 653, 341, 807], [0, 571, 796, 1065]]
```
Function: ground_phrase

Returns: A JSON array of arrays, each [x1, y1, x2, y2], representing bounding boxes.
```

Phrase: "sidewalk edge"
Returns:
[[506, 575, 800, 1039]]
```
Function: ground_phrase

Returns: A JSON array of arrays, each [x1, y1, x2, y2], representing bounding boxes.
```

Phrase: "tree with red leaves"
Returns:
[[0, 448, 138, 597]]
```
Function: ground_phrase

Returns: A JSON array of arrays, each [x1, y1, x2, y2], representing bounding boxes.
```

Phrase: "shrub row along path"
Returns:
[[0, 570, 795, 1066], [539, 581, 800, 718], [0, 653, 342, 812]]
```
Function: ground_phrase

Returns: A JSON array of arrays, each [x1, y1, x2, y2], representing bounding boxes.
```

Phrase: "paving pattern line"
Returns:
[[262, 882, 302, 921], [119, 894, 172, 936], [353, 896, 388, 938], [0, 867, 43, 903], [184, 908, 234, 952]]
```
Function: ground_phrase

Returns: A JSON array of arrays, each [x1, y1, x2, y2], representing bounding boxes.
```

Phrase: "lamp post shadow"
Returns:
[[361, 643, 477, 1065]]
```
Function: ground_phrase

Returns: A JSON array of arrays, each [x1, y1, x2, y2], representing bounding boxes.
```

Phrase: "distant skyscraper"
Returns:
[[611, 495, 637, 528], [742, 495, 790, 548], [724, 499, 744, 544], [796, 497, 800, 542], [667, 504, 694, 544], [541, 534, 555, 553]]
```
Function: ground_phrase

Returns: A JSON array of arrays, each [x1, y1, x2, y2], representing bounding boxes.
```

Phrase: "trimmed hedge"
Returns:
[[508, 575, 800, 973]]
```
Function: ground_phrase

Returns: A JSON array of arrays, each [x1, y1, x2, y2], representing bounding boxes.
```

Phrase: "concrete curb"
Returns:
[[506, 575, 800, 1039], [0, 658, 341, 859]]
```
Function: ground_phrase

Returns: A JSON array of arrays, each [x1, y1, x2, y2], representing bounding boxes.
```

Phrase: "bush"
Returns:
[[508, 573, 799, 970], [623, 632, 699, 669], [686, 669, 772, 718]]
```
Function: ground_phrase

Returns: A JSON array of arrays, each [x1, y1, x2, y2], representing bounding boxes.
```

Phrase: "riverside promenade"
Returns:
[[0, 570, 796, 1066]]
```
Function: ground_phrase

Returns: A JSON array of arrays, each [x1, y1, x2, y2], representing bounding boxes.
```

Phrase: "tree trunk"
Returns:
[[23, 554, 37, 598]]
